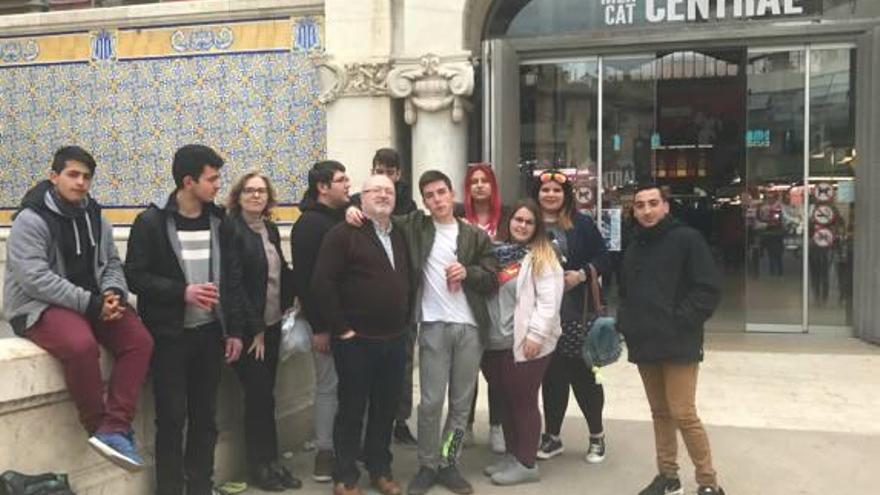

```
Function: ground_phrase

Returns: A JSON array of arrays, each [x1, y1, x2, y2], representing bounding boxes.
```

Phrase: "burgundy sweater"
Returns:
[[310, 222, 412, 338]]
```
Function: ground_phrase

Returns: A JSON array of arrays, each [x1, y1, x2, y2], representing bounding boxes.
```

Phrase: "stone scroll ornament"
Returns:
[[317, 61, 392, 104], [386, 54, 474, 125]]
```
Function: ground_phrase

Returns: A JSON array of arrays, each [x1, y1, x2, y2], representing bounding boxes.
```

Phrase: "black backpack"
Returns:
[[0, 471, 75, 495]]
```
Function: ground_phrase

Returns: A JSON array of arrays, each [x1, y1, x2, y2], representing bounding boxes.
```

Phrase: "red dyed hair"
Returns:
[[463, 163, 502, 237]]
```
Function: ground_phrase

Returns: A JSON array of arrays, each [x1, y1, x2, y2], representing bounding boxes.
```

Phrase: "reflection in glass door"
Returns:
[[744, 48, 807, 331], [807, 46, 856, 332]]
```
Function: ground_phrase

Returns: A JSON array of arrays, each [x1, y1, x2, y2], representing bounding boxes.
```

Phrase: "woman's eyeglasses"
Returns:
[[538, 171, 568, 184]]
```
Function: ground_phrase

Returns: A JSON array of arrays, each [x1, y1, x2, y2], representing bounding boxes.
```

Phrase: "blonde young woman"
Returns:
[[481, 198, 564, 485], [220, 172, 299, 491]]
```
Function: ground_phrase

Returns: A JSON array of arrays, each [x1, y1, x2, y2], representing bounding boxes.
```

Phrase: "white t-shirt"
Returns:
[[420, 221, 477, 326]]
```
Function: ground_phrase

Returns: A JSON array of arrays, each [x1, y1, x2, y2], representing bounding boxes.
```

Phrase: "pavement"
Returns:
[[240, 333, 880, 495]]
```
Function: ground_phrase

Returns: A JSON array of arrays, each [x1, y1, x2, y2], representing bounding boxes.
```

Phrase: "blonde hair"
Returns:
[[529, 236, 561, 277]]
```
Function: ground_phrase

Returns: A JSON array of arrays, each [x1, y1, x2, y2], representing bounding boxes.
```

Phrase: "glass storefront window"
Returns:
[[744, 48, 806, 330], [519, 60, 599, 214], [507, 43, 858, 334], [807, 47, 856, 328]]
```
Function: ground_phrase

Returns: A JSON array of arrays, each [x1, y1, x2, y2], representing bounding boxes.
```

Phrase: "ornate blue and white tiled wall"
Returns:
[[0, 17, 326, 223]]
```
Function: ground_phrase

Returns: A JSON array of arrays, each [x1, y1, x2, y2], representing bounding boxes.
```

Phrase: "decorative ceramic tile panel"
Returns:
[[0, 17, 326, 223]]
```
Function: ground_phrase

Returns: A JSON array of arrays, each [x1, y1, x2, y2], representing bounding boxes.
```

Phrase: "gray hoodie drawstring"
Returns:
[[84, 214, 97, 248], [71, 215, 96, 257], [72, 218, 82, 256]]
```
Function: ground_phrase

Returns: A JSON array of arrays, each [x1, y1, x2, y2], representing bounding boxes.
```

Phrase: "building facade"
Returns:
[[2, 0, 879, 344]]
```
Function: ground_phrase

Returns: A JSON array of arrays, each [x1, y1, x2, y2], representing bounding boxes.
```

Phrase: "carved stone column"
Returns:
[[386, 53, 474, 193]]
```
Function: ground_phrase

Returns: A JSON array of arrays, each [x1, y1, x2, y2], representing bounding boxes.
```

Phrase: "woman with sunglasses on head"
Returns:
[[532, 169, 611, 465], [481, 199, 564, 485], [220, 172, 300, 492]]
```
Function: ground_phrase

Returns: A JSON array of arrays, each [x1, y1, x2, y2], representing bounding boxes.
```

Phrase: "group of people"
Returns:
[[3, 144, 726, 495]]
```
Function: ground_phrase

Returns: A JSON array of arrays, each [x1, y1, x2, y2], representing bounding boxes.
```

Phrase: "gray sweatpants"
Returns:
[[417, 322, 483, 469], [313, 349, 338, 451]]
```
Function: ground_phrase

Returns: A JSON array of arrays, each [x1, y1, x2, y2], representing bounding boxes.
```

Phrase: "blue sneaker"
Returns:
[[88, 431, 144, 472]]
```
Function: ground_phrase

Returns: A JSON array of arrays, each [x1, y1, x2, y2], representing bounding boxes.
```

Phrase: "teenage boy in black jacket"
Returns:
[[290, 160, 351, 482], [125, 144, 243, 495], [617, 184, 724, 495]]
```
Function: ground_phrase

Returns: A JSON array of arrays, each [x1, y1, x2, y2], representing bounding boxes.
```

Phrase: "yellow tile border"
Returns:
[[0, 33, 91, 66], [117, 19, 295, 59], [0, 16, 325, 67], [1, 205, 301, 226]]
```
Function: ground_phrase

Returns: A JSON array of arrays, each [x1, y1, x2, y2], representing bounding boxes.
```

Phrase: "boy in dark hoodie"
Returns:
[[3, 146, 154, 472], [290, 160, 350, 483]]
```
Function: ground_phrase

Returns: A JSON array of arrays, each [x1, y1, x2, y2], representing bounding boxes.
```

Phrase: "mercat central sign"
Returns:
[[602, 0, 806, 26]]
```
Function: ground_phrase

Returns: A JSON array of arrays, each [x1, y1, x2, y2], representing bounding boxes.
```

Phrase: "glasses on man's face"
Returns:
[[538, 171, 568, 184], [243, 187, 268, 196], [362, 187, 395, 196]]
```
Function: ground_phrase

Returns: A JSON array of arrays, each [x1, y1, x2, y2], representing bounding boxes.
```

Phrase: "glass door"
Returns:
[[806, 46, 856, 334], [744, 47, 807, 332]]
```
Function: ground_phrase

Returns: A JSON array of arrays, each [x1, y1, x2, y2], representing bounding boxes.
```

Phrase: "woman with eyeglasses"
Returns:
[[220, 172, 300, 491], [532, 170, 611, 465], [481, 198, 564, 485]]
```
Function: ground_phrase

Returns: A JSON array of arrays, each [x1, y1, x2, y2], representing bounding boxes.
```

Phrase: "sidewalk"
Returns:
[[246, 333, 880, 494]]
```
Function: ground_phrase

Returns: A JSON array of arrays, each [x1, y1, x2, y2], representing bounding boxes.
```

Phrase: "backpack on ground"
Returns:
[[0, 470, 75, 495]]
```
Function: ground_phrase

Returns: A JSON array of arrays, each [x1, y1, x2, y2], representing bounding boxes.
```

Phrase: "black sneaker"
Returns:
[[407, 466, 437, 495], [394, 420, 418, 446], [436, 465, 473, 495], [638, 474, 683, 495], [536, 433, 564, 460], [584, 435, 606, 464], [697, 486, 726, 495], [313, 449, 334, 483]]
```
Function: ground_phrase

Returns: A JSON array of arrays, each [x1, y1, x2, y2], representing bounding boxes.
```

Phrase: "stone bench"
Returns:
[[0, 332, 315, 493]]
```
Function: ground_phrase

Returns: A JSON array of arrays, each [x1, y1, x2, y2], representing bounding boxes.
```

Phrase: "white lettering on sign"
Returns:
[[605, 0, 639, 25], [610, 0, 805, 26]]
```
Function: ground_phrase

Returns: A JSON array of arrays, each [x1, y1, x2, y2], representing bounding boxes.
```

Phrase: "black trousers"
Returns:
[[541, 350, 605, 436], [152, 323, 224, 495], [233, 323, 281, 470], [395, 325, 416, 421], [333, 335, 407, 486]]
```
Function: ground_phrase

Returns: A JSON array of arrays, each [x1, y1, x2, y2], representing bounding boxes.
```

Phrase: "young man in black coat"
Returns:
[[617, 184, 725, 495], [125, 144, 243, 495]]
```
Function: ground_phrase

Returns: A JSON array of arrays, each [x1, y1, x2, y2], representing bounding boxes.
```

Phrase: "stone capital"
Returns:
[[386, 53, 474, 125]]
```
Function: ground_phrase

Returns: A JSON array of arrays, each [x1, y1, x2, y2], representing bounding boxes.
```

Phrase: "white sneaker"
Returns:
[[483, 453, 516, 477], [584, 435, 606, 464], [489, 425, 506, 454], [490, 460, 540, 486]]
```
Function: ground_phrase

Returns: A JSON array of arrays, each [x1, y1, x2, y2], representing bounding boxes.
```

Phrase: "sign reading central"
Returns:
[[602, 0, 806, 26]]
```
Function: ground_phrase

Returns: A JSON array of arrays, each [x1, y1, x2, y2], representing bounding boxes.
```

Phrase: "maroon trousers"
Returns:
[[26, 305, 154, 435], [482, 349, 551, 467]]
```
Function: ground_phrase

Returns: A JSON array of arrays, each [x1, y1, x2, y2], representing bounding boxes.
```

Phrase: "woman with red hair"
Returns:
[[463, 163, 505, 240], [452, 163, 508, 454]]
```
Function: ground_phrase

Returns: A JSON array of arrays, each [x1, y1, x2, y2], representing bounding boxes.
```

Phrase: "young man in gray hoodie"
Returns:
[[3, 146, 154, 471]]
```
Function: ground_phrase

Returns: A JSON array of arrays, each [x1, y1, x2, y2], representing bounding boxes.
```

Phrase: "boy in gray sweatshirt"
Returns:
[[3, 146, 154, 472]]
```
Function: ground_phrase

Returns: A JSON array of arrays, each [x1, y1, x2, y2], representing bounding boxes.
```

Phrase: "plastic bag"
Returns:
[[279, 302, 313, 361]]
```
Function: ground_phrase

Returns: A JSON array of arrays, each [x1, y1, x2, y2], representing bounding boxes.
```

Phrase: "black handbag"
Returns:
[[0, 470, 75, 495], [557, 265, 606, 358]]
